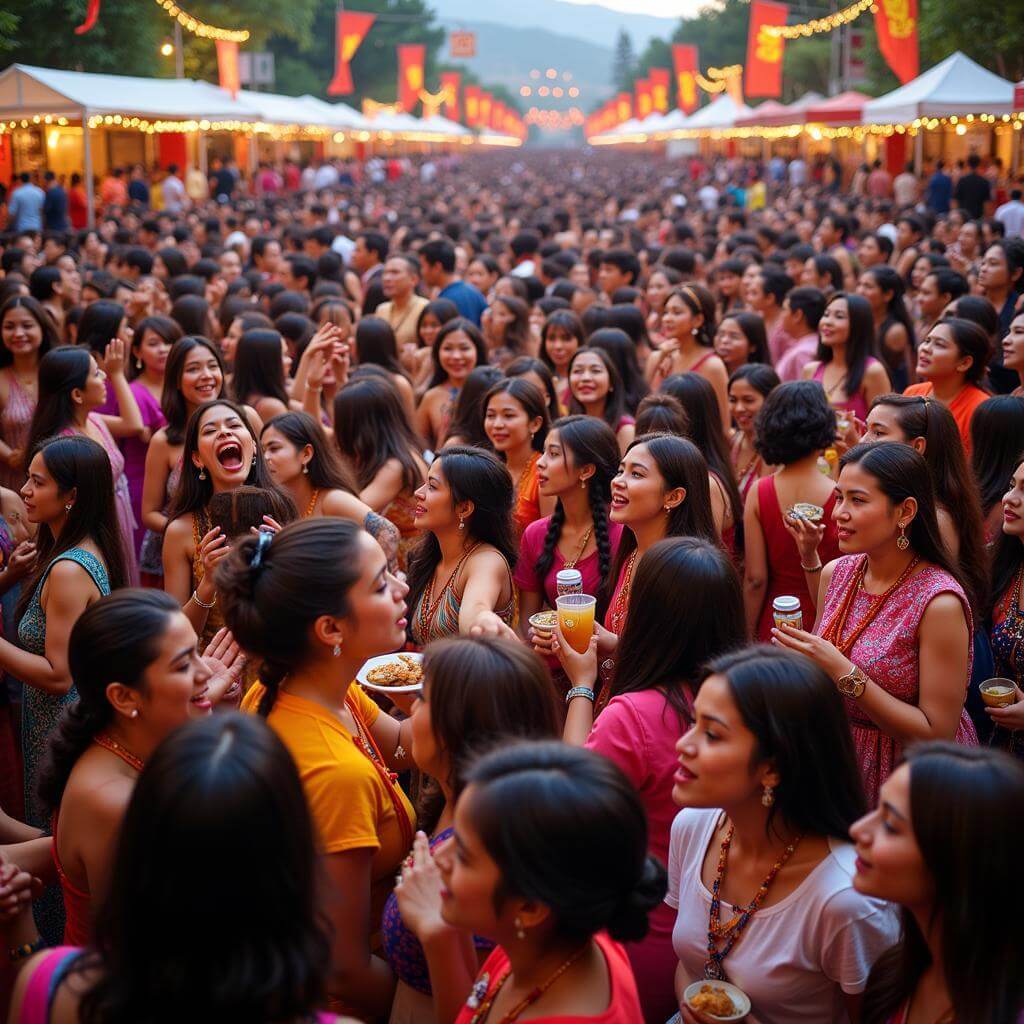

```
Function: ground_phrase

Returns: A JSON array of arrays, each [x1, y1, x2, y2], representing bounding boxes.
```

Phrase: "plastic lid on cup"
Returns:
[[773, 595, 801, 613], [556, 569, 583, 587]]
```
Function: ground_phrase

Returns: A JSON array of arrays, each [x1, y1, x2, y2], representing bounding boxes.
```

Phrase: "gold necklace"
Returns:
[[562, 525, 593, 568]]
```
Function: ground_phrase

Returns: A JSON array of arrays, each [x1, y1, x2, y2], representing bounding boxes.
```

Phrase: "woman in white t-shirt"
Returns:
[[667, 646, 899, 1024]]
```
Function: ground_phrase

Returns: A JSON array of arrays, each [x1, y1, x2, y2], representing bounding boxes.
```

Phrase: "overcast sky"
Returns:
[[562, 0, 703, 16]]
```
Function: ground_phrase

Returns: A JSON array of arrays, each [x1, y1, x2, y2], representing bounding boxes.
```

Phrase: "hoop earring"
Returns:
[[761, 784, 774, 808], [896, 521, 909, 551]]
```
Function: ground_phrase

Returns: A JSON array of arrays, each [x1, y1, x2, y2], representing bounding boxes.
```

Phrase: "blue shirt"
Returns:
[[439, 279, 488, 326], [43, 185, 68, 231], [8, 183, 46, 232], [925, 171, 953, 214]]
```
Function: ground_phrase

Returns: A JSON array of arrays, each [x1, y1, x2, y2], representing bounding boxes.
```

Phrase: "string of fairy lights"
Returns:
[[154, 0, 250, 42], [762, 0, 876, 39]]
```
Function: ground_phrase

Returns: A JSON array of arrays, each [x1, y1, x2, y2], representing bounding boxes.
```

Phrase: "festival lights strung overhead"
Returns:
[[526, 106, 584, 129], [761, 0, 875, 39], [695, 64, 742, 94], [154, 0, 250, 42]]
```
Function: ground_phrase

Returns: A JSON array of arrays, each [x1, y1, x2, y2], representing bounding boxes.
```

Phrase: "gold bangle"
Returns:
[[801, 561, 823, 573], [191, 589, 216, 610]]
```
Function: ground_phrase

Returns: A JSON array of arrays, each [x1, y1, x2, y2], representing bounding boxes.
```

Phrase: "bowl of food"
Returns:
[[683, 980, 751, 1022], [357, 652, 425, 694], [529, 610, 558, 633], [788, 502, 824, 524], [980, 677, 1018, 708]]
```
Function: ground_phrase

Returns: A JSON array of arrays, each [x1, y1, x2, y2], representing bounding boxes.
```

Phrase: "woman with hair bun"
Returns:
[[38, 588, 242, 945], [395, 740, 665, 1024], [382, 637, 560, 1024], [222, 518, 416, 1019], [668, 647, 899, 1024]]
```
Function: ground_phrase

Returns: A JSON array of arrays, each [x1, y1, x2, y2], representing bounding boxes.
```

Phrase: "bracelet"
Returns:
[[191, 589, 216, 609], [565, 686, 595, 704], [800, 561, 823, 573], [307, 385, 323, 394], [9, 936, 44, 962]]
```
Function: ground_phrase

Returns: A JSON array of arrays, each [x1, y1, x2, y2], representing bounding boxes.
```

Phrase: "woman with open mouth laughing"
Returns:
[[162, 399, 288, 651], [38, 588, 243, 947]]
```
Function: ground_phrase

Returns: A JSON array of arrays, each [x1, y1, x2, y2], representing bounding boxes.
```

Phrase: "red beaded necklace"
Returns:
[[93, 733, 145, 772]]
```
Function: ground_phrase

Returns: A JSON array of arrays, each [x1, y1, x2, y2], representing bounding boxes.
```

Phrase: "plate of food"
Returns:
[[357, 652, 425, 694], [682, 980, 751, 1022]]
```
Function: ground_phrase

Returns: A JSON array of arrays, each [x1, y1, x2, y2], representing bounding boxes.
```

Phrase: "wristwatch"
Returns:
[[836, 665, 868, 699]]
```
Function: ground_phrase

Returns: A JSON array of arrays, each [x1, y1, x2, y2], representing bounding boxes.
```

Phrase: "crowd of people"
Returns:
[[0, 146, 1022, 1024]]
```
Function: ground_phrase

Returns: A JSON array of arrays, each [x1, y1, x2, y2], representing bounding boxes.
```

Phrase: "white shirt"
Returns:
[[667, 808, 900, 1024], [789, 159, 808, 187], [996, 199, 1024, 238], [698, 185, 720, 212], [314, 164, 339, 190], [161, 175, 187, 213]]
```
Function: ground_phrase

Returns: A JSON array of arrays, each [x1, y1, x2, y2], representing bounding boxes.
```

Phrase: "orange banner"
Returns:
[[635, 78, 653, 119], [464, 85, 481, 126], [479, 91, 493, 127], [397, 44, 426, 113], [616, 92, 633, 124], [216, 40, 240, 99], [874, 0, 918, 84], [745, 1, 788, 98], [440, 71, 461, 122], [327, 11, 375, 96], [648, 68, 670, 113], [672, 44, 699, 114]]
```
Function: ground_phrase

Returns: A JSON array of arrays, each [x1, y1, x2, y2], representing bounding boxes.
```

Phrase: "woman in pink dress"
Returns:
[[774, 442, 977, 806], [26, 344, 144, 584]]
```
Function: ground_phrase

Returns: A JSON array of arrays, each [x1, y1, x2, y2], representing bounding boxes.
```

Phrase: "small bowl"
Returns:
[[789, 502, 824, 523], [529, 611, 558, 632], [683, 980, 751, 1022], [980, 678, 1018, 708]]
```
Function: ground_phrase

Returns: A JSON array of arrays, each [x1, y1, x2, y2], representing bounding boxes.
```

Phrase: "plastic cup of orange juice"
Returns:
[[556, 594, 596, 654]]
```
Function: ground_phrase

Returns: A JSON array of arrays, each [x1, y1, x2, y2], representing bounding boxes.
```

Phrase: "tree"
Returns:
[[612, 28, 636, 94]]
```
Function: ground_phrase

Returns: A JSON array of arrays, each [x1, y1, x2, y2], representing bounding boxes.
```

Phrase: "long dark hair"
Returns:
[[445, 366, 503, 448], [865, 266, 915, 378], [613, 537, 744, 718], [669, 283, 717, 349], [612, 433, 719, 583], [869, 393, 987, 612], [25, 345, 92, 464], [406, 446, 517, 625], [491, 295, 530, 358], [987, 453, 1024, 628], [817, 292, 880, 398], [535, 415, 619, 620], [356, 316, 406, 377], [840, 442, 970, 605], [38, 590, 179, 811], [217, 518, 366, 716], [129, 315, 182, 381], [0, 294, 58, 366], [231, 328, 289, 408], [505, 356, 561, 424], [169, 294, 211, 338], [660, 372, 744, 548], [465, 741, 667, 943], [586, 327, 649, 414], [971, 398, 1024, 517], [167, 400, 279, 522], [567, 346, 627, 430], [483, 378, 549, 456], [704, 646, 867, 839], [861, 743, 1024, 1024], [262, 411, 359, 494], [428, 318, 488, 388], [540, 310, 585, 374], [76, 300, 125, 356], [162, 336, 227, 445], [75, 714, 332, 1024], [333, 376, 424, 492], [16, 435, 128, 622], [719, 311, 770, 364]]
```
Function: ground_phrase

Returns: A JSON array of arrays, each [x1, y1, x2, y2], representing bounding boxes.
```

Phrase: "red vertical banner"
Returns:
[[672, 44, 699, 114], [616, 92, 633, 124], [464, 85, 481, 127], [327, 11, 376, 96], [440, 71, 461, 121], [397, 44, 426, 113], [874, 0, 919, 84], [479, 91, 493, 127], [745, 1, 788, 98], [490, 101, 505, 132], [648, 68, 670, 113], [215, 40, 240, 99], [635, 78, 653, 119]]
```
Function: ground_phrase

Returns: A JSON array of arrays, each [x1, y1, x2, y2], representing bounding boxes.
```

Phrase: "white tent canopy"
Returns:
[[863, 51, 1015, 124], [677, 94, 752, 131], [419, 114, 472, 137], [0, 63, 255, 120], [299, 94, 368, 130]]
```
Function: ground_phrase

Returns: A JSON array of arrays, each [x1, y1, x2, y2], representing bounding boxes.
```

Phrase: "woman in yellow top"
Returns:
[[220, 517, 416, 1021]]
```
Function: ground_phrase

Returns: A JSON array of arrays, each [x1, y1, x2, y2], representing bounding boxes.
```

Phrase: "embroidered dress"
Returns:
[[0, 370, 34, 491], [817, 555, 977, 805], [989, 569, 1024, 758]]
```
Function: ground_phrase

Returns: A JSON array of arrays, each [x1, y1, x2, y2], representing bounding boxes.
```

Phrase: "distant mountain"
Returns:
[[430, 0, 678, 50], [447, 20, 614, 100]]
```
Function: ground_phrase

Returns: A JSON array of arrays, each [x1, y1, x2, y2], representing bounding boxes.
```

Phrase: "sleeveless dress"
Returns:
[[989, 568, 1024, 757], [121, 382, 166, 557], [755, 476, 840, 642], [731, 433, 763, 505], [139, 454, 182, 581], [0, 514, 21, 820], [817, 555, 977, 805], [811, 358, 881, 422], [19, 548, 110, 944], [0, 370, 35, 491], [62, 416, 138, 585], [52, 814, 91, 946], [512, 452, 541, 539]]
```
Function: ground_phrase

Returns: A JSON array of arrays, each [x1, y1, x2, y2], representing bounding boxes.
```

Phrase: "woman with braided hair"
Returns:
[[222, 518, 416, 1020], [516, 415, 622, 692]]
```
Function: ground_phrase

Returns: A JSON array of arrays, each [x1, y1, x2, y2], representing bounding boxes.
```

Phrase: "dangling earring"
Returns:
[[579, 477, 587, 490], [332, 642, 341, 657], [691, 327, 699, 336], [458, 517, 466, 531], [251, 453, 257, 466], [514, 916, 526, 940], [761, 784, 774, 808], [302, 463, 309, 475], [896, 521, 909, 551], [198, 467, 207, 481], [135, 357, 143, 370], [64, 502, 73, 513]]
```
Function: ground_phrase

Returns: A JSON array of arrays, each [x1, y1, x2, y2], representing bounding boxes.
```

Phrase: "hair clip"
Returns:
[[250, 529, 273, 570]]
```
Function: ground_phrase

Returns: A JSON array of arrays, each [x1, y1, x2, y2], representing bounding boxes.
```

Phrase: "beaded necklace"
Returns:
[[466, 944, 589, 1024], [819, 555, 921, 655], [303, 488, 320, 518], [705, 824, 802, 980], [416, 543, 479, 640], [93, 733, 145, 772]]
